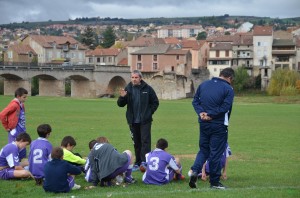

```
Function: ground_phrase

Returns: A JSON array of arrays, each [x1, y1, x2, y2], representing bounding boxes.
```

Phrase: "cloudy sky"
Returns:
[[0, 0, 299, 25]]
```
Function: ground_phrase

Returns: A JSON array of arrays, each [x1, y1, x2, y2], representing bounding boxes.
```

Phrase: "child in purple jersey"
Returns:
[[188, 143, 231, 181], [142, 138, 184, 185], [84, 139, 97, 183], [0, 87, 28, 161], [0, 133, 33, 180], [28, 124, 53, 185]]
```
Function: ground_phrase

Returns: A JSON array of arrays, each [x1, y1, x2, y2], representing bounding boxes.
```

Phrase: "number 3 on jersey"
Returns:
[[148, 157, 159, 171]]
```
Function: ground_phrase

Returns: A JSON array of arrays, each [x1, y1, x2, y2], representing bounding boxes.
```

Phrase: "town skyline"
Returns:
[[1, 0, 299, 25]]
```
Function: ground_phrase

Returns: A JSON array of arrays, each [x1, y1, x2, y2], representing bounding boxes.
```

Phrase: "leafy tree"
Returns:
[[80, 26, 98, 49], [100, 26, 117, 48], [224, 31, 230, 35], [196, 31, 207, 40], [31, 77, 39, 96], [233, 67, 250, 93]]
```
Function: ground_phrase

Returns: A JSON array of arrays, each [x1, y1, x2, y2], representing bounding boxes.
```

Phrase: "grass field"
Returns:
[[0, 95, 299, 198]]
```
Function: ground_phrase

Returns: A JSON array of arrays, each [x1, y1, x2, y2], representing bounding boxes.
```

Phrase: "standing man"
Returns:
[[117, 70, 159, 171], [189, 67, 235, 190]]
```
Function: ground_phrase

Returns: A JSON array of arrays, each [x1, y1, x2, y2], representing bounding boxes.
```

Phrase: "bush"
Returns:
[[267, 69, 300, 96], [280, 86, 298, 96]]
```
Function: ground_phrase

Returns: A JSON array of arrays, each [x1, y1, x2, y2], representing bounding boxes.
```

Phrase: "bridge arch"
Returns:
[[105, 76, 127, 97]]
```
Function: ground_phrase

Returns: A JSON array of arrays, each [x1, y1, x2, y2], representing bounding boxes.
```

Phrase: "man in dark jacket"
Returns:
[[117, 70, 159, 171], [189, 67, 235, 190]]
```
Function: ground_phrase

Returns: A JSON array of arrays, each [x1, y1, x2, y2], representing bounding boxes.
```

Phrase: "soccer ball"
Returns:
[[139, 165, 146, 172]]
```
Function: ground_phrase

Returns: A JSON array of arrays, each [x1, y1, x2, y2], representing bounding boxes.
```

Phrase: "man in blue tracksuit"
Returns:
[[189, 67, 235, 190]]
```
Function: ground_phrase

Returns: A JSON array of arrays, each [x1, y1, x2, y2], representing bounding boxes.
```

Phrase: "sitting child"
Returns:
[[142, 138, 184, 185], [87, 136, 135, 188], [84, 139, 97, 182], [61, 136, 86, 170], [188, 143, 231, 181], [43, 147, 82, 193], [28, 124, 53, 185], [0, 132, 33, 180]]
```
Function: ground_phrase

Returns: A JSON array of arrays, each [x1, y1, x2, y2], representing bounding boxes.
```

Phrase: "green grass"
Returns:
[[0, 95, 299, 198]]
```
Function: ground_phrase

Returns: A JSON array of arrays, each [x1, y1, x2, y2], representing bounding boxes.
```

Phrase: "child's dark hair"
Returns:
[[89, 139, 97, 150], [37, 124, 52, 138], [156, 138, 168, 150], [15, 87, 28, 97], [61, 136, 76, 147], [16, 132, 31, 144], [51, 147, 64, 159]]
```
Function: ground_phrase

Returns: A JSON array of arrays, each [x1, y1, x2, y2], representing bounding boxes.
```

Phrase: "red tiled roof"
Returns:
[[206, 35, 236, 42], [9, 44, 37, 55], [210, 43, 232, 50], [253, 26, 273, 36], [164, 37, 180, 44], [181, 40, 206, 50], [165, 49, 189, 55], [29, 35, 86, 49], [117, 58, 128, 66], [86, 48, 120, 56]]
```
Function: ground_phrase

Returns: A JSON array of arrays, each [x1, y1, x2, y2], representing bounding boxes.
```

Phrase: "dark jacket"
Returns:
[[89, 143, 128, 186], [192, 77, 234, 125], [43, 159, 81, 193], [117, 80, 159, 125]]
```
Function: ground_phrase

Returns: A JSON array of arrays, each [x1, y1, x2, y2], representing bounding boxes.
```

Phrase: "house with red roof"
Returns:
[[21, 35, 87, 65]]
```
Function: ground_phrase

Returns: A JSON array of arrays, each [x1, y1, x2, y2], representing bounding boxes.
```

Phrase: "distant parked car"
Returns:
[[62, 62, 73, 67]]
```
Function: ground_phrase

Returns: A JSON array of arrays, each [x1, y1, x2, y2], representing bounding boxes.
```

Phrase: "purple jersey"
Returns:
[[205, 143, 231, 173], [142, 148, 179, 185], [28, 138, 52, 178], [0, 142, 20, 167]]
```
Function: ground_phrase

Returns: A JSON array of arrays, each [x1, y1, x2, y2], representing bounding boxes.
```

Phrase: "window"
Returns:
[[137, 63, 142, 70], [260, 60, 264, 66], [216, 50, 219, 57], [171, 66, 174, 71], [176, 55, 180, 60], [63, 45, 69, 51], [258, 42, 261, 46], [153, 55, 157, 61], [109, 57, 112, 62], [153, 63, 158, 70], [97, 58, 100, 63], [264, 69, 268, 77], [28, 53, 32, 58], [56, 52, 60, 58], [138, 55, 141, 61], [89, 57, 93, 63], [225, 50, 229, 57]]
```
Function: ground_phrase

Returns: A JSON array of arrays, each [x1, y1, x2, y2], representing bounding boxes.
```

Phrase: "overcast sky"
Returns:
[[0, 0, 299, 25]]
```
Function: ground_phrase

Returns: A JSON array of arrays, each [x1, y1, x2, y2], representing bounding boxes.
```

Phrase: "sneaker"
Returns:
[[132, 165, 140, 172], [124, 177, 137, 184], [189, 171, 198, 188], [210, 182, 226, 190], [72, 183, 81, 190], [173, 174, 185, 180], [139, 162, 147, 172]]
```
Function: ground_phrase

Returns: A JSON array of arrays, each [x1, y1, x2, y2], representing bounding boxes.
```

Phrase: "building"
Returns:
[[157, 25, 204, 38], [85, 48, 127, 66], [21, 35, 86, 65], [252, 26, 273, 90], [4, 44, 37, 64]]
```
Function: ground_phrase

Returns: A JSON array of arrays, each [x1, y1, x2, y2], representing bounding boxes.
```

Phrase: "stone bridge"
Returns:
[[0, 63, 131, 98]]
